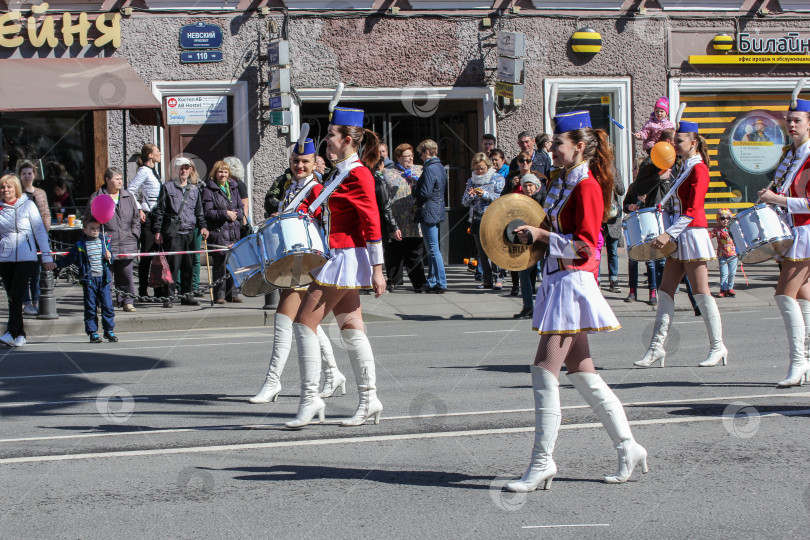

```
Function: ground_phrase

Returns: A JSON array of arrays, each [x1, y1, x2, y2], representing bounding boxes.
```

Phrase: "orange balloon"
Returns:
[[650, 141, 676, 170]]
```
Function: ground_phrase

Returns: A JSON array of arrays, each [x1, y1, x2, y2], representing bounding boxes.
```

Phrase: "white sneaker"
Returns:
[[22, 303, 37, 316], [13, 335, 26, 347], [0, 332, 14, 346]]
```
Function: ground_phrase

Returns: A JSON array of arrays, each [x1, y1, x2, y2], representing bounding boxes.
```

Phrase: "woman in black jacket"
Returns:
[[202, 161, 244, 303], [414, 139, 448, 293]]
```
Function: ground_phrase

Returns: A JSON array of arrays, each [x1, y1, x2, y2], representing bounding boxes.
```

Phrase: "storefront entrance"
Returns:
[[165, 96, 235, 182], [299, 99, 481, 264]]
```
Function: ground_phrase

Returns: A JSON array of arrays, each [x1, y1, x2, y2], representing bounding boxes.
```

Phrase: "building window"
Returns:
[[657, 0, 745, 10], [1, 110, 93, 214]]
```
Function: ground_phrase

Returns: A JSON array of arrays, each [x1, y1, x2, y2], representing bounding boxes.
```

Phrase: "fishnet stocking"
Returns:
[[535, 333, 596, 377]]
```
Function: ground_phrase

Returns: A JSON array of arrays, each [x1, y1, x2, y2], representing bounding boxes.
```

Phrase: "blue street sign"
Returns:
[[180, 50, 223, 64], [180, 22, 223, 50]]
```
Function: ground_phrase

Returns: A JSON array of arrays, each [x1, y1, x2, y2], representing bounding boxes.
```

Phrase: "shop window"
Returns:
[[778, 1, 810, 11], [0, 111, 93, 215], [657, 0, 745, 10], [678, 92, 791, 220]]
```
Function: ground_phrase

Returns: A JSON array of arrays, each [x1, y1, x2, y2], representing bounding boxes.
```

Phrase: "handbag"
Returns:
[[148, 249, 174, 287], [162, 186, 191, 236]]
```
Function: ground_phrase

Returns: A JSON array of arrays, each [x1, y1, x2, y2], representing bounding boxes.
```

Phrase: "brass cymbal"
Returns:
[[479, 193, 547, 271]]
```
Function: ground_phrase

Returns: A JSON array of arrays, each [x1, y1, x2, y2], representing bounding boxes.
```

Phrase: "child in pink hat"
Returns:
[[634, 97, 676, 152]]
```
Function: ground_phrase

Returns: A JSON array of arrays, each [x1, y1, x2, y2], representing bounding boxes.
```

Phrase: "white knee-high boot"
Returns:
[[635, 291, 674, 368], [285, 324, 326, 428], [695, 294, 728, 367], [798, 299, 810, 364], [317, 325, 346, 398], [568, 372, 648, 483], [249, 313, 293, 403], [505, 366, 560, 493], [775, 295, 810, 387], [340, 329, 383, 426]]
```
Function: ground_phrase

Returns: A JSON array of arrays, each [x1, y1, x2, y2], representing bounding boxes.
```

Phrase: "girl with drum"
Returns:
[[286, 107, 386, 429], [637, 121, 727, 368], [249, 139, 346, 404], [758, 92, 810, 387], [506, 111, 648, 492]]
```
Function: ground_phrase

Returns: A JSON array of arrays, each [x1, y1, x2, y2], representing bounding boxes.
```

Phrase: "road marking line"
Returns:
[[1, 397, 149, 408], [0, 408, 807, 465], [522, 524, 610, 529], [463, 330, 520, 334], [1, 391, 807, 443], [0, 372, 113, 380]]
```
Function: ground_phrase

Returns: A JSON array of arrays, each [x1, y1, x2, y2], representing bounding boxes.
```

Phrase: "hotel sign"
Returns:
[[0, 3, 120, 49]]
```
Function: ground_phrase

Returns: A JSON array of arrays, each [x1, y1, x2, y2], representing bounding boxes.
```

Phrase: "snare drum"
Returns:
[[226, 235, 275, 297], [258, 212, 328, 288], [622, 207, 677, 261], [729, 203, 793, 264]]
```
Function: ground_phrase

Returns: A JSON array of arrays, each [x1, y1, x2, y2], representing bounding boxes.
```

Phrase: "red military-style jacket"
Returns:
[[672, 162, 710, 228], [787, 157, 810, 227], [547, 169, 603, 273]]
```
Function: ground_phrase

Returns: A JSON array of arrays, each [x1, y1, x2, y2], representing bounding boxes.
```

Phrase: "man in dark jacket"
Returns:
[[414, 139, 447, 293], [153, 157, 209, 307], [508, 131, 546, 178]]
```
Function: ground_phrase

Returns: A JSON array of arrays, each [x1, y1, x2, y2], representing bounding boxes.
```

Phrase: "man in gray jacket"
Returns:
[[153, 158, 209, 307], [414, 139, 447, 293]]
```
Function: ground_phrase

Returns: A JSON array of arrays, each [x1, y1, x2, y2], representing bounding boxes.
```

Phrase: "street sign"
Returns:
[[268, 40, 290, 66], [497, 31, 525, 58], [495, 82, 525, 101], [180, 50, 223, 64], [269, 67, 291, 94], [179, 22, 223, 50], [268, 110, 292, 126], [497, 57, 524, 84], [268, 94, 292, 110]]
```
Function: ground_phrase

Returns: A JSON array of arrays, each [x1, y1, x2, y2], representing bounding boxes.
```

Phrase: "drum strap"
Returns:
[[309, 161, 363, 211], [282, 178, 318, 213], [658, 155, 702, 210]]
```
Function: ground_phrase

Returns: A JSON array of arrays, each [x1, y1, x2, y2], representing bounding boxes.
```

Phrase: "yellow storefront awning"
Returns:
[[0, 57, 162, 126]]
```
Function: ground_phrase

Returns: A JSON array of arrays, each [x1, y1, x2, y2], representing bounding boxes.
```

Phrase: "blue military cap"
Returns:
[[330, 107, 364, 128], [294, 138, 317, 156], [553, 110, 592, 134], [677, 120, 700, 134], [790, 98, 810, 113]]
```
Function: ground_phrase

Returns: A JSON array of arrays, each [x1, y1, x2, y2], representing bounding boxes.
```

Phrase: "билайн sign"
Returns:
[[0, 3, 120, 49], [689, 30, 810, 65]]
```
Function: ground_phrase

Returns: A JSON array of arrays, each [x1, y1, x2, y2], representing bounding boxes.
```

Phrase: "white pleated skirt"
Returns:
[[311, 247, 372, 288], [671, 228, 716, 262], [783, 224, 810, 261], [532, 267, 621, 335]]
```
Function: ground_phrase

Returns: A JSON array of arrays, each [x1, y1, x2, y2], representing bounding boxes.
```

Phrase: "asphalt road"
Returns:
[[1, 306, 809, 539]]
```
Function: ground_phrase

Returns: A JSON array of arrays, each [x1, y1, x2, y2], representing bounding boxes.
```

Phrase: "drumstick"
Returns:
[[204, 237, 214, 307], [755, 180, 775, 204]]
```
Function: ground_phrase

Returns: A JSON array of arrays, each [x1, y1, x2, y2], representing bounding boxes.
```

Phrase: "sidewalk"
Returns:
[[6, 248, 780, 338]]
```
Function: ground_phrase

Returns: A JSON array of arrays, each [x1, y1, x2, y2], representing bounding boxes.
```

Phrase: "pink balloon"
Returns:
[[91, 194, 116, 224]]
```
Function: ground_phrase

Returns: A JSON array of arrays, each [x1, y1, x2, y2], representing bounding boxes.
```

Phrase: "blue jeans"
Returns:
[[602, 235, 620, 282], [83, 276, 115, 335], [519, 263, 539, 310], [718, 256, 738, 291], [422, 223, 447, 290], [628, 258, 665, 292], [23, 256, 41, 305]]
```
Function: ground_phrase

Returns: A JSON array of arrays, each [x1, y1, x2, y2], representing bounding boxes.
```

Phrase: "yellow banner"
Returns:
[[689, 54, 810, 64]]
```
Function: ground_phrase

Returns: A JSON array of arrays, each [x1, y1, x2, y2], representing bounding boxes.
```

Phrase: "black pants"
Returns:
[[138, 212, 157, 296], [166, 232, 195, 296], [0, 261, 37, 338], [112, 258, 136, 307], [211, 251, 236, 300], [385, 237, 426, 289]]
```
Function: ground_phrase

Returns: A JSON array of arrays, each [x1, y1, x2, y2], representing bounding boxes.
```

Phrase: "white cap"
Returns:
[[174, 156, 192, 168], [520, 174, 542, 188]]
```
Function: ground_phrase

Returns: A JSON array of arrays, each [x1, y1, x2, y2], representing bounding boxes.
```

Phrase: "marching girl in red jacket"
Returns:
[[637, 120, 728, 369], [286, 107, 386, 429], [248, 138, 346, 405], [759, 91, 810, 387], [506, 111, 648, 492]]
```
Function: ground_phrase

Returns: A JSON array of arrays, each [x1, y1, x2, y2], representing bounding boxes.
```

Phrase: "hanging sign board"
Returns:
[[181, 50, 223, 63], [166, 96, 228, 125], [268, 94, 292, 110], [269, 67, 291, 94], [495, 82, 525, 100], [497, 31, 525, 58], [497, 57, 524, 84], [179, 22, 223, 50], [268, 40, 290, 66], [268, 111, 292, 126]]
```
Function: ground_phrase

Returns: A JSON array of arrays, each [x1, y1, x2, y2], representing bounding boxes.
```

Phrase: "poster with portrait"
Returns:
[[729, 111, 787, 174]]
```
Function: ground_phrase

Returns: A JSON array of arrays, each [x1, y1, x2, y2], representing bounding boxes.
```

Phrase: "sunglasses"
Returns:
[[518, 159, 532, 163], [718, 217, 730, 221]]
